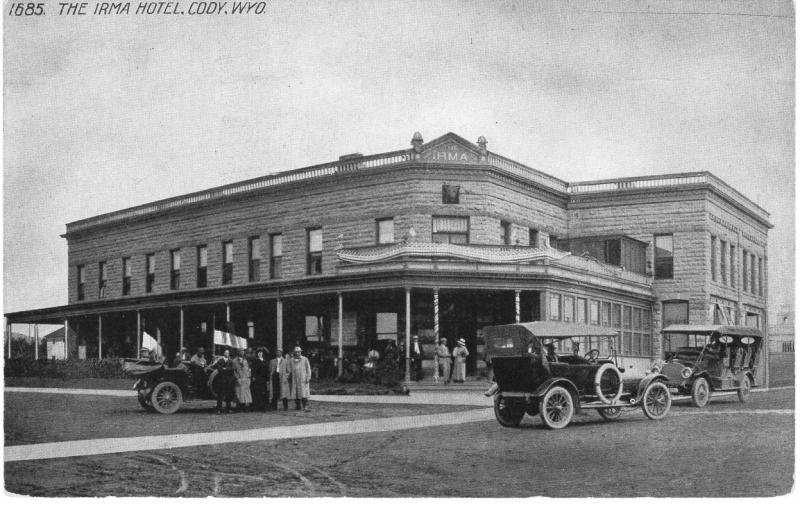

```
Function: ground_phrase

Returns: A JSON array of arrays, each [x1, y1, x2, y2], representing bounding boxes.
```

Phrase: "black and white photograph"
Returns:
[[2, 0, 795, 498]]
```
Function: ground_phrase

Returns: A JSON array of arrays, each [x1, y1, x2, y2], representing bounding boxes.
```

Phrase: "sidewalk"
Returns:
[[4, 386, 494, 407]]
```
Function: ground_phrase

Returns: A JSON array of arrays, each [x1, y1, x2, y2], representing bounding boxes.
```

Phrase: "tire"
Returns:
[[737, 376, 751, 403], [150, 381, 183, 414], [690, 377, 710, 408], [597, 406, 622, 421], [539, 386, 574, 429], [641, 381, 671, 420], [137, 390, 156, 412], [494, 395, 525, 427], [593, 363, 623, 404]]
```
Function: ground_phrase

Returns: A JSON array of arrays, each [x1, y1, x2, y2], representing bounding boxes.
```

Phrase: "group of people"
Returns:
[[173, 345, 313, 414], [433, 338, 469, 384]]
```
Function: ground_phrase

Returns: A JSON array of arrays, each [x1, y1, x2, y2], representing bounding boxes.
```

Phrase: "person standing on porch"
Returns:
[[435, 338, 452, 384], [452, 338, 469, 383], [268, 348, 284, 410], [233, 349, 253, 411], [287, 346, 312, 411]]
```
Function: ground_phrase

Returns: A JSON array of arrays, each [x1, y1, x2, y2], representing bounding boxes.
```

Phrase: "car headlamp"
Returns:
[[681, 367, 692, 379]]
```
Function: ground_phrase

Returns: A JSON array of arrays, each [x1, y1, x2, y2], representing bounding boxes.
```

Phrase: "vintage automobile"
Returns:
[[485, 322, 672, 429], [652, 324, 763, 407], [122, 358, 228, 414]]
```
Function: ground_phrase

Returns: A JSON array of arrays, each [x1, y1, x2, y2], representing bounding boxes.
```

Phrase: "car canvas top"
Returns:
[[662, 324, 763, 339]]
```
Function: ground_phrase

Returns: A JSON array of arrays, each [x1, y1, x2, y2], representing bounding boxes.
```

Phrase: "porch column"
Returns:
[[34, 324, 39, 360], [515, 290, 521, 323], [405, 288, 411, 383], [98, 316, 103, 359], [433, 288, 440, 342], [179, 307, 184, 351], [64, 319, 69, 360], [6, 320, 11, 358], [156, 327, 162, 356], [338, 292, 343, 377], [226, 303, 231, 330], [276, 298, 283, 351], [136, 311, 141, 354]]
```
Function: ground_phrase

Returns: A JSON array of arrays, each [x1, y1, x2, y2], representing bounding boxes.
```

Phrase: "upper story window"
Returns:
[[307, 228, 323, 275], [758, 257, 764, 296], [98, 261, 107, 298], [529, 228, 539, 248], [197, 245, 207, 288], [576, 298, 587, 323], [742, 249, 749, 292], [377, 218, 394, 244], [145, 253, 155, 293], [750, 253, 757, 295], [729, 244, 736, 288], [710, 235, 717, 282], [549, 293, 561, 320], [589, 300, 600, 326], [270, 234, 283, 279], [432, 216, 468, 244], [122, 257, 131, 295], [654, 234, 674, 279], [170, 249, 181, 290], [501, 221, 512, 245], [720, 239, 728, 284], [222, 241, 234, 285], [77, 264, 85, 301], [248, 236, 261, 282]]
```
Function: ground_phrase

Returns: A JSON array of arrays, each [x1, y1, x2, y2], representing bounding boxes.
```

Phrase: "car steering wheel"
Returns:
[[584, 349, 600, 362]]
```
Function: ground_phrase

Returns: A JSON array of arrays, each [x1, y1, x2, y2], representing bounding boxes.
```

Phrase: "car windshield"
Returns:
[[663, 332, 711, 352], [542, 335, 617, 359]]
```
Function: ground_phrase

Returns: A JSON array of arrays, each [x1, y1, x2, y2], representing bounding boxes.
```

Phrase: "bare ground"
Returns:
[[4, 387, 794, 497]]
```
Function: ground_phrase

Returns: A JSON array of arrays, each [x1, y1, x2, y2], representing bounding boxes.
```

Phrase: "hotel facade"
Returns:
[[5, 132, 772, 382]]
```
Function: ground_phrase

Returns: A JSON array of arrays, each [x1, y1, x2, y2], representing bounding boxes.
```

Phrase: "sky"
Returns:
[[2, 0, 795, 317]]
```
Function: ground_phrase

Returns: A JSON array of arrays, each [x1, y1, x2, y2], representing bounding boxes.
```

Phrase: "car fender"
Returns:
[[532, 377, 579, 402], [631, 373, 669, 405]]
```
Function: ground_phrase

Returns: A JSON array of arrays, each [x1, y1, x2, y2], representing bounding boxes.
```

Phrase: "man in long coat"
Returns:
[[269, 348, 286, 410], [250, 347, 270, 411], [435, 338, 452, 384], [286, 346, 312, 411]]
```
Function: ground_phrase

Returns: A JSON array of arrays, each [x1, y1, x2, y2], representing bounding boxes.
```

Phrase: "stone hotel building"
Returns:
[[5, 132, 772, 382]]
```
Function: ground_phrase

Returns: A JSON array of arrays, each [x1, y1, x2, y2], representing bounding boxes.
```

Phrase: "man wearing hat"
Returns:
[[268, 347, 285, 410], [452, 338, 469, 383], [435, 338, 452, 384], [286, 346, 312, 411]]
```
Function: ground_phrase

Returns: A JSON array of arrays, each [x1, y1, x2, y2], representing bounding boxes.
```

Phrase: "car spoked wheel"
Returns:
[[494, 395, 525, 427], [737, 376, 751, 403], [150, 381, 183, 414], [597, 406, 622, 421], [642, 381, 671, 420], [690, 377, 710, 408], [539, 386, 574, 429]]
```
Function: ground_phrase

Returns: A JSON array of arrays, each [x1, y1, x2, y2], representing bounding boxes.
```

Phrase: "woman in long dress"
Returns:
[[233, 349, 253, 411], [452, 338, 469, 383]]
